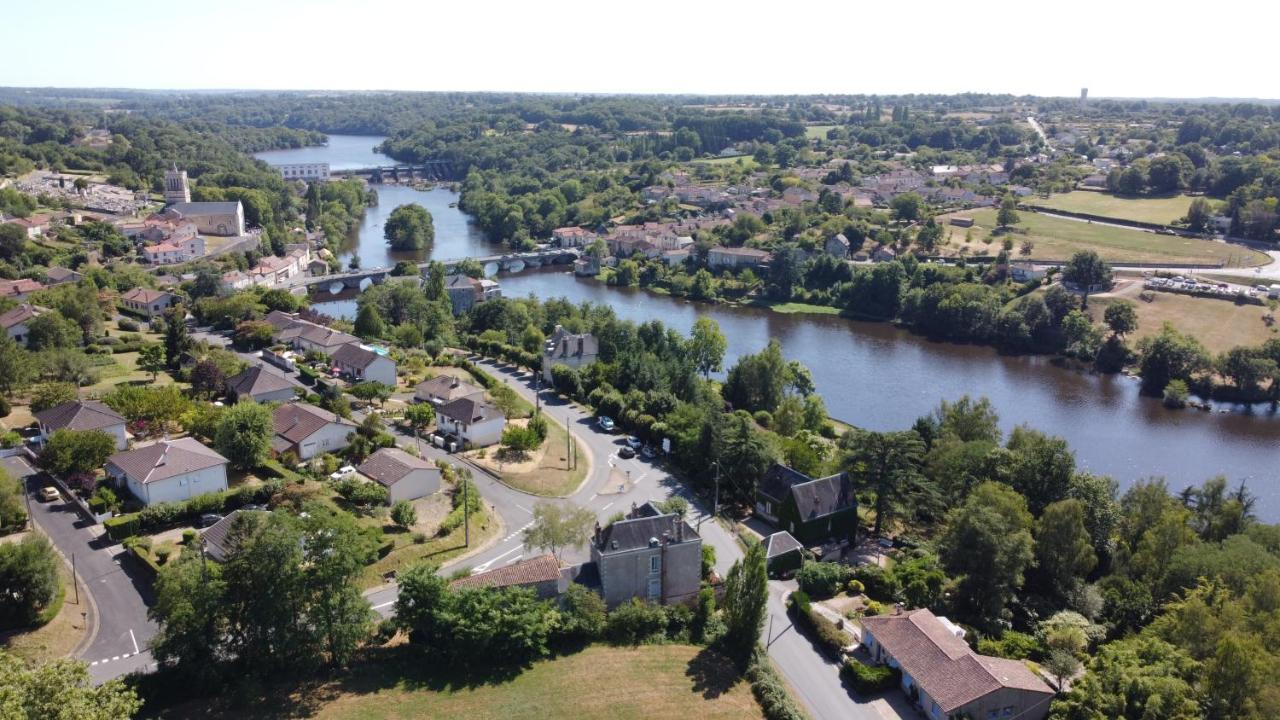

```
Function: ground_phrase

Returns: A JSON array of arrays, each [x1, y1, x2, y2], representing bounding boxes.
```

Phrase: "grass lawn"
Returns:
[[170, 644, 763, 720], [0, 558, 88, 663], [1093, 286, 1278, 355], [759, 301, 842, 316], [805, 124, 838, 140], [1036, 191, 1195, 225], [81, 352, 181, 396], [358, 501, 499, 589], [942, 209, 1268, 267], [693, 155, 760, 169], [474, 416, 586, 497]]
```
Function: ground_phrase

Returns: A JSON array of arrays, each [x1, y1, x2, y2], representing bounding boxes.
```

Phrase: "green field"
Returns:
[[695, 155, 760, 168], [1036, 191, 1195, 225], [175, 645, 764, 720], [805, 124, 838, 140], [947, 209, 1268, 267]]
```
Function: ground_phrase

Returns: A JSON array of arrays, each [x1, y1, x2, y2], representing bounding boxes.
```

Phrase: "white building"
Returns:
[[0, 304, 46, 348], [272, 402, 356, 460], [120, 288, 179, 318], [436, 396, 506, 448], [106, 438, 229, 506], [34, 400, 129, 451], [358, 447, 442, 503], [142, 235, 206, 265], [166, 201, 246, 237], [272, 163, 330, 182], [330, 343, 397, 387]]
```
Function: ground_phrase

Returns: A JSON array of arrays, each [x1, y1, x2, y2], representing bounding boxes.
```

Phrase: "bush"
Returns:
[[558, 583, 607, 642], [852, 564, 898, 600], [117, 318, 140, 332], [155, 547, 172, 564], [746, 651, 807, 720], [0, 397, 9, 418], [789, 593, 848, 658], [103, 514, 140, 541], [181, 529, 197, 545], [138, 501, 183, 531], [796, 561, 855, 599], [1163, 378, 1190, 408], [606, 598, 669, 646], [752, 410, 773, 428], [842, 660, 900, 695], [846, 579, 865, 595], [184, 492, 223, 517], [977, 630, 1043, 660]]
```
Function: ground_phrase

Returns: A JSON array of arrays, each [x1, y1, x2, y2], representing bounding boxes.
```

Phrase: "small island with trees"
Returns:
[[384, 203, 435, 251]]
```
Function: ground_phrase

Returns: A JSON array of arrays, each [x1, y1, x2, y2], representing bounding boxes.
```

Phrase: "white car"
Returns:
[[329, 465, 357, 480]]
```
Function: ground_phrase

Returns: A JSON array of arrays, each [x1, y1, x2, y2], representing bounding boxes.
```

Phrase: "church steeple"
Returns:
[[164, 165, 190, 205]]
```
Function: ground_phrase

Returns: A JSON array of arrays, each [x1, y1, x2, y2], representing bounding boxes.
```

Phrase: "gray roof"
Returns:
[[274, 402, 353, 445], [331, 343, 383, 370], [765, 531, 803, 559], [758, 463, 811, 502], [791, 471, 854, 520], [415, 374, 483, 403], [597, 510, 698, 555], [201, 509, 267, 563], [358, 447, 439, 488], [437, 396, 504, 424], [35, 400, 125, 432], [107, 437, 227, 485], [227, 366, 294, 399]]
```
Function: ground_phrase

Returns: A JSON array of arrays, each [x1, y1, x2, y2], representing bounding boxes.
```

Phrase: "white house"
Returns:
[[120, 287, 178, 318], [0, 304, 46, 348], [272, 402, 356, 460], [707, 246, 770, 270], [271, 163, 330, 181], [330, 343, 397, 387], [414, 374, 484, 405], [106, 437, 229, 506], [358, 447, 442, 503], [34, 400, 129, 450], [436, 396, 506, 448], [226, 366, 297, 404], [142, 235, 205, 265]]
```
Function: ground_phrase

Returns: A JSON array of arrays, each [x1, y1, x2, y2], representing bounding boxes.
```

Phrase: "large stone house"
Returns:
[[824, 233, 851, 258], [541, 325, 599, 382], [707, 246, 770, 270], [590, 502, 701, 607], [444, 274, 501, 316], [106, 437, 229, 506], [357, 447, 442, 503], [330, 343, 397, 387], [164, 201, 245, 236], [755, 464, 857, 546], [861, 609, 1054, 720], [272, 402, 356, 460], [34, 400, 129, 450]]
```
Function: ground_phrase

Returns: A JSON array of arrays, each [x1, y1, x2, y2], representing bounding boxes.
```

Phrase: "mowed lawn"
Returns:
[[948, 209, 1268, 267], [804, 124, 838, 139], [1036, 191, 1194, 225], [1094, 285, 1278, 355], [174, 645, 764, 720]]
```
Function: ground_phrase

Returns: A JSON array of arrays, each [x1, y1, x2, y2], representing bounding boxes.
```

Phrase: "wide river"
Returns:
[[257, 137, 1280, 516]]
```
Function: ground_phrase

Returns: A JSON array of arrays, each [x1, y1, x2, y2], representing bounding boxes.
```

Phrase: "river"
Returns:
[[255, 136, 1280, 516]]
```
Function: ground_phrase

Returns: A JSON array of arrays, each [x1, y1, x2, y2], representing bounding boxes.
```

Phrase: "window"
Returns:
[[1003, 708, 1015, 717], [650, 555, 661, 573]]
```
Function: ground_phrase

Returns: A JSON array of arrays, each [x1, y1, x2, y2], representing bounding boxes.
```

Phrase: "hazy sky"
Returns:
[[6, 0, 1277, 99]]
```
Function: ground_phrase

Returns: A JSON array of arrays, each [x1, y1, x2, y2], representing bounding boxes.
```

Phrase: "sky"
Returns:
[[5, 0, 1279, 100]]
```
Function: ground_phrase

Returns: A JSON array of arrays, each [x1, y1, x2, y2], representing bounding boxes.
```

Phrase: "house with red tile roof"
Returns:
[[450, 553, 562, 599]]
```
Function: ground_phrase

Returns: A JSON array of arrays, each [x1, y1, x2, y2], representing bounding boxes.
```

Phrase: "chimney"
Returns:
[[629, 501, 637, 518], [676, 520, 683, 542], [593, 521, 601, 544]]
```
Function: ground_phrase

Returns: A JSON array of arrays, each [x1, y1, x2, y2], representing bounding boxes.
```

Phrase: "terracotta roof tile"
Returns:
[[450, 554, 561, 591]]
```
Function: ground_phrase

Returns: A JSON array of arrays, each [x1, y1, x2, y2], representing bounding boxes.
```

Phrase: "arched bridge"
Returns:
[[295, 248, 581, 294], [330, 162, 458, 182]]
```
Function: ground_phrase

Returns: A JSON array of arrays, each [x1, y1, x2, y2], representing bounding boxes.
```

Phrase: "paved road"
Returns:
[[4, 456, 158, 684]]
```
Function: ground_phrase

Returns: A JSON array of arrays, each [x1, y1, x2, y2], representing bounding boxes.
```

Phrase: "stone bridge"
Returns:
[[298, 248, 581, 295], [330, 162, 458, 182]]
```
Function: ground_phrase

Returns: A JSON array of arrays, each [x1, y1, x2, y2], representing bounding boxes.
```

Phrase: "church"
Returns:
[[160, 166, 246, 237]]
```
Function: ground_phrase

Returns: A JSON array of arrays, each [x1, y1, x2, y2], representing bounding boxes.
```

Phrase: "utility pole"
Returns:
[[71, 553, 78, 605], [463, 473, 470, 546], [566, 411, 572, 469], [535, 371, 541, 413], [713, 460, 721, 520]]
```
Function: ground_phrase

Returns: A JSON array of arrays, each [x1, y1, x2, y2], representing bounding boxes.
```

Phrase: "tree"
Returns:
[[0, 536, 59, 630], [711, 413, 778, 508], [1104, 301, 1138, 338], [939, 481, 1035, 631], [523, 503, 594, 559], [0, 651, 142, 720], [890, 192, 923, 222], [0, 469, 26, 531], [0, 337, 33, 398], [137, 343, 166, 382], [40, 430, 116, 478], [721, 539, 767, 666], [29, 382, 77, 413], [1185, 197, 1213, 233], [723, 340, 789, 414], [213, 401, 273, 471], [1061, 251, 1112, 308], [1051, 636, 1202, 720], [997, 195, 1021, 228], [843, 429, 929, 536], [299, 508, 375, 667], [558, 583, 606, 641], [403, 403, 435, 434], [25, 313, 80, 351], [1034, 499, 1097, 601], [487, 382, 523, 418], [354, 304, 386, 339], [189, 358, 227, 399], [163, 305, 190, 371], [348, 381, 392, 408], [391, 500, 417, 529], [383, 203, 435, 250], [1138, 322, 1210, 395], [1044, 648, 1080, 692], [688, 317, 727, 379], [149, 550, 226, 690]]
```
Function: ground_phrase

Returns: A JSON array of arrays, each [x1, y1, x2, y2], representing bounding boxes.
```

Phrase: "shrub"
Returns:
[[185, 492, 223, 517], [852, 564, 898, 600], [864, 600, 886, 616], [0, 397, 9, 418], [181, 529, 197, 545], [558, 583, 607, 642], [117, 318, 140, 332], [842, 660, 900, 695], [411, 532, 426, 544], [977, 630, 1042, 660], [155, 548, 172, 564], [103, 514, 140, 541], [746, 651, 807, 720], [796, 561, 855, 599], [790, 596, 848, 658], [606, 598, 669, 646], [846, 579, 865, 595], [138, 501, 183, 531], [1163, 378, 1190, 408], [753, 410, 773, 428]]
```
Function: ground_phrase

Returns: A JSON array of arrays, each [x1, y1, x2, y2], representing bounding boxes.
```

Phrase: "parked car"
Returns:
[[625, 436, 643, 450], [330, 465, 357, 480], [640, 445, 656, 460], [196, 513, 223, 528], [39, 487, 59, 503], [618, 446, 636, 459], [597, 416, 616, 432]]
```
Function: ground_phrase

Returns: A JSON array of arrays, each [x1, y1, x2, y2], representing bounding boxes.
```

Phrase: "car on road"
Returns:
[[618, 446, 636, 459], [196, 513, 224, 528], [330, 465, 357, 480], [597, 416, 616, 432], [38, 487, 59, 503], [625, 436, 643, 450]]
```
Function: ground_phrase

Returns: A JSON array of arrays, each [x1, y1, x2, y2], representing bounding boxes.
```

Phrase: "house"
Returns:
[[541, 325, 599, 382], [662, 247, 692, 266], [861, 608, 1054, 720], [755, 464, 857, 545], [246, 246, 310, 287], [120, 287, 178, 318], [45, 267, 83, 285], [34, 400, 128, 450], [414, 374, 484, 405], [357, 447, 442, 503], [872, 245, 898, 263], [574, 257, 600, 276], [1079, 174, 1108, 189], [552, 226, 597, 248], [445, 274, 501, 315], [781, 187, 818, 206], [141, 235, 205, 265], [165, 201, 246, 236], [764, 531, 804, 576], [226, 365, 297, 404], [106, 437, 229, 506], [330, 343, 397, 387], [1010, 263, 1049, 283], [265, 311, 359, 355], [200, 509, 268, 562], [0, 304, 46, 347], [436, 396, 506, 448], [272, 402, 356, 460], [590, 502, 701, 607], [707, 246, 770, 270], [949, 216, 975, 228], [0, 278, 46, 301], [6, 215, 51, 238], [824, 233, 851, 258], [450, 553, 561, 600]]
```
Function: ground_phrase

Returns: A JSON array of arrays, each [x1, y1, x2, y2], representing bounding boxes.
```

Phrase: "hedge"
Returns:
[[842, 659, 900, 695], [104, 514, 141, 541], [746, 651, 806, 720], [102, 480, 284, 541], [788, 591, 849, 659]]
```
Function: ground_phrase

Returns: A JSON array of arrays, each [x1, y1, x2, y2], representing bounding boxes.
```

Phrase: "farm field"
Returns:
[[1035, 191, 1195, 225], [941, 209, 1268, 267]]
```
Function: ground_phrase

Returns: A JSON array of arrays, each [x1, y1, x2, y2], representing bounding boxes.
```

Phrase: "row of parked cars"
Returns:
[[596, 416, 657, 460], [1143, 275, 1278, 300]]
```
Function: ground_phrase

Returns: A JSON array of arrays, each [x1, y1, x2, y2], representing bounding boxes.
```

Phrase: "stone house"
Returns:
[[755, 463, 858, 546], [707, 246, 770, 270], [541, 325, 599, 383], [590, 502, 702, 607], [824, 233, 851, 258], [449, 553, 562, 600]]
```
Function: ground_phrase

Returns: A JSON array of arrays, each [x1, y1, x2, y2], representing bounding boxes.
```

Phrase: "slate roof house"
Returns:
[[824, 233, 851, 258], [764, 531, 805, 575], [35, 400, 129, 450], [226, 366, 296, 404], [590, 502, 701, 607], [330, 343, 397, 387], [755, 463, 857, 546], [272, 402, 356, 460], [541, 324, 599, 382], [861, 608, 1054, 720], [106, 437, 229, 506], [357, 447, 442, 503], [436, 396, 506, 448], [450, 553, 561, 599]]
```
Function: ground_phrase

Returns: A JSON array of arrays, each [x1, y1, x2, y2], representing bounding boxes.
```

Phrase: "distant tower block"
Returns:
[[164, 164, 191, 204], [1080, 88, 1089, 107]]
